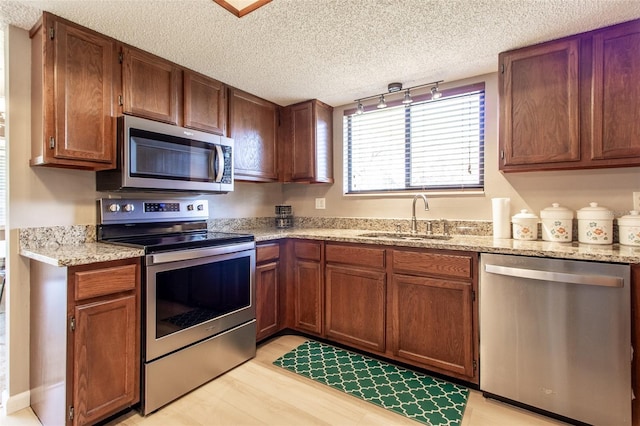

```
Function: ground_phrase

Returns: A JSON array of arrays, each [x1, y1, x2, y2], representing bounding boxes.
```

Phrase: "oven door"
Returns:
[[145, 242, 255, 362]]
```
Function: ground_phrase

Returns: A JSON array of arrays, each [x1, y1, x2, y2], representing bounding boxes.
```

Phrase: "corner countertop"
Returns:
[[19, 228, 640, 266], [20, 243, 145, 267]]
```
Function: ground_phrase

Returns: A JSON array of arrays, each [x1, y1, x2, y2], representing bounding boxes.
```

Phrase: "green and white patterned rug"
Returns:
[[273, 340, 469, 426]]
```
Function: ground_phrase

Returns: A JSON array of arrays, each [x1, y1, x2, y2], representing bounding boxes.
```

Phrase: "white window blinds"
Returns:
[[344, 83, 485, 194]]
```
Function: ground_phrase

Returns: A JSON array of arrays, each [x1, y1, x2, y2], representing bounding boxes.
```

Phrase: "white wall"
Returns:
[[3, 25, 283, 412], [283, 73, 640, 219]]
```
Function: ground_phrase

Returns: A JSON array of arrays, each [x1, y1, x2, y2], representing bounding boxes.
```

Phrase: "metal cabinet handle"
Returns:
[[484, 264, 623, 287]]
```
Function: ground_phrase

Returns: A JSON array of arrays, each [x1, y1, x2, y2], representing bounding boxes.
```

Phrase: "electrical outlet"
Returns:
[[315, 198, 326, 209], [634, 192, 640, 212]]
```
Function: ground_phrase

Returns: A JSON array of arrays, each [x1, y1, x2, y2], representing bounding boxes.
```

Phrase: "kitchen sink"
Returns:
[[358, 232, 452, 241]]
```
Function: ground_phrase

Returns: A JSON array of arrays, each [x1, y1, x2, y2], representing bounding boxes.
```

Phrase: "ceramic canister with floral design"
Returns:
[[540, 203, 573, 242], [618, 211, 640, 246], [577, 202, 614, 245], [512, 209, 539, 240]]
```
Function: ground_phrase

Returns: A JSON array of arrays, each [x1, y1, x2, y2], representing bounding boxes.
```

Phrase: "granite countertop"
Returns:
[[20, 242, 145, 267], [248, 228, 640, 264], [19, 227, 640, 266]]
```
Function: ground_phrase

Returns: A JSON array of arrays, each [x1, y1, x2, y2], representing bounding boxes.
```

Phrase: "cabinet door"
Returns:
[[499, 39, 581, 170], [286, 100, 333, 183], [290, 101, 315, 181], [183, 70, 227, 135], [591, 21, 640, 163], [122, 46, 181, 124], [325, 265, 385, 352], [390, 274, 474, 379], [293, 259, 323, 335], [73, 294, 137, 425], [39, 16, 116, 168], [256, 260, 279, 341], [228, 88, 279, 182]]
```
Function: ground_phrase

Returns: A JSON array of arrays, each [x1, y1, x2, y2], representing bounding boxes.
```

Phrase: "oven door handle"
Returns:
[[148, 241, 255, 265]]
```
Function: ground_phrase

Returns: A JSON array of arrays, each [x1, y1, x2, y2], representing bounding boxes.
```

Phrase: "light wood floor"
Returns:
[[2, 335, 567, 425]]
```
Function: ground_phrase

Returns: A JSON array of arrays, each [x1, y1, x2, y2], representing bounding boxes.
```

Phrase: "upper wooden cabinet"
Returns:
[[183, 70, 227, 135], [228, 88, 279, 182], [282, 99, 334, 183], [120, 47, 229, 135], [120, 46, 181, 125], [591, 21, 640, 161], [499, 18, 640, 172], [30, 12, 117, 170]]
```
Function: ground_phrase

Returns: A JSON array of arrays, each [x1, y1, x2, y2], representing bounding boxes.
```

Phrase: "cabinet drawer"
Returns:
[[294, 241, 321, 261], [392, 250, 472, 280], [74, 264, 137, 301], [326, 244, 385, 269], [257, 243, 280, 263]]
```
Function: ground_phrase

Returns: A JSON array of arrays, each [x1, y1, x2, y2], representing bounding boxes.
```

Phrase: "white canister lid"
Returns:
[[540, 203, 574, 219], [618, 210, 640, 226], [576, 202, 614, 220], [512, 209, 539, 223]]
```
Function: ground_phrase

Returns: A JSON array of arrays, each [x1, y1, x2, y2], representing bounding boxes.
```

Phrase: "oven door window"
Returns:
[[155, 256, 250, 338]]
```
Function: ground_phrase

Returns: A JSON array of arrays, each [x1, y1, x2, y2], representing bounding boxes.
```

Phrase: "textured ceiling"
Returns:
[[1, 0, 639, 107]]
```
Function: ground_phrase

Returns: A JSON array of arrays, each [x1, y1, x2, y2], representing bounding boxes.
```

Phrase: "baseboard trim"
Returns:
[[3, 389, 31, 415]]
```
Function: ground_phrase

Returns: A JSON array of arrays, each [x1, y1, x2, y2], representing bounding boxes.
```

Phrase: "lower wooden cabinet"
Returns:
[[292, 240, 324, 335], [73, 294, 137, 425], [325, 243, 386, 352], [256, 243, 281, 341], [390, 273, 474, 378], [288, 241, 479, 384], [389, 249, 478, 382], [30, 257, 140, 426], [325, 265, 386, 352]]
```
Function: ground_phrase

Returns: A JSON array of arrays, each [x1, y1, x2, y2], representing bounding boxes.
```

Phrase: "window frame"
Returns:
[[343, 82, 485, 195]]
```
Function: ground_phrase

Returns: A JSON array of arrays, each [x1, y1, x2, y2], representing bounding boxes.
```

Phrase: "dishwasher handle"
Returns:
[[484, 264, 623, 288]]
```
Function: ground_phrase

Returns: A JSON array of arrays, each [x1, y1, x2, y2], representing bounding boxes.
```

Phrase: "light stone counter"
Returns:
[[19, 224, 144, 267], [20, 243, 145, 267], [249, 228, 640, 264], [19, 223, 640, 266]]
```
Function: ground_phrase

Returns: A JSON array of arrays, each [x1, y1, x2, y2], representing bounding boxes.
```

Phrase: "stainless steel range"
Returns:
[[98, 198, 256, 415]]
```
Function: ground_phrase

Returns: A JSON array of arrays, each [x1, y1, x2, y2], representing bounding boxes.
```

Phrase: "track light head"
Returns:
[[431, 84, 442, 99], [402, 90, 413, 104]]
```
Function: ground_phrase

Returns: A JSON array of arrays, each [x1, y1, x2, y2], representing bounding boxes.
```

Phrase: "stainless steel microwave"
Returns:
[[97, 115, 234, 193]]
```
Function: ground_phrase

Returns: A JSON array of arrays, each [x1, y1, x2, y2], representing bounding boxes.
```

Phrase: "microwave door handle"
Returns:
[[214, 145, 224, 183], [208, 149, 216, 182]]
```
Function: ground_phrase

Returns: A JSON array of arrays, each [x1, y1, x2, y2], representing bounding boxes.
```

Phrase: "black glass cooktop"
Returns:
[[103, 231, 254, 254]]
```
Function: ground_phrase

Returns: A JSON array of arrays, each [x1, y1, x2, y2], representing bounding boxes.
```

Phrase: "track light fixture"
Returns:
[[402, 89, 413, 104], [431, 83, 442, 99], [354, 80, 444, 114]]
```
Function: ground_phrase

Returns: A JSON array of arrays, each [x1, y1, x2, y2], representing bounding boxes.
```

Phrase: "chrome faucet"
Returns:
[[410, 194, 430, 234]]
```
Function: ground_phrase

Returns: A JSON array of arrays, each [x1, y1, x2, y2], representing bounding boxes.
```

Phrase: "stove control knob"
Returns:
[[197, 204, 204, 211], [107, 204, 120, 213], [187, 204, 194, 211], [123, 204, 135, 213]]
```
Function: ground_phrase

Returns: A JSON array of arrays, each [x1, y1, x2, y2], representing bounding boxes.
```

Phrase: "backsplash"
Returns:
[[19, 225, 97, 250], [18, 217, 622, 246]]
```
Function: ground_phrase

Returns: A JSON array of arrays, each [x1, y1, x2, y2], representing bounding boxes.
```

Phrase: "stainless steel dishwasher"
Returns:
[[480, 253, 631, 426]]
